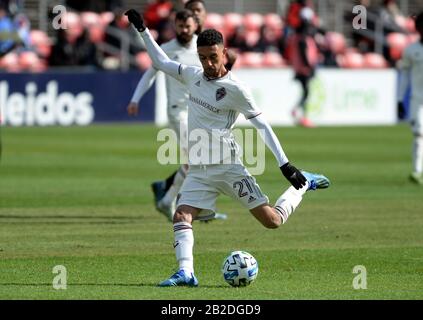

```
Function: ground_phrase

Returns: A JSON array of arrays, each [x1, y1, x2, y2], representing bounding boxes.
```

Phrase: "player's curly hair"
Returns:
[[197, 29, 224, 47]]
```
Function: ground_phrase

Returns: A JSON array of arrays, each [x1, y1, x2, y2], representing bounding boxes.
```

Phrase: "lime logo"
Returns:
[[306, 77, 326, 115], [0, 80, 94, 126]]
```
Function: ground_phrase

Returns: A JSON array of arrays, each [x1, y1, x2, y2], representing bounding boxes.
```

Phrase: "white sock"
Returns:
[[161, 166, 187, 207], [274, 182, 309, 224], [173, 222, 194, 274], [413, 136, 423, 174]]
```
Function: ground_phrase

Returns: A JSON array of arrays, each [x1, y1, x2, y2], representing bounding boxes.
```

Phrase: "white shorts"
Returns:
[[176, 164, 269, 220]]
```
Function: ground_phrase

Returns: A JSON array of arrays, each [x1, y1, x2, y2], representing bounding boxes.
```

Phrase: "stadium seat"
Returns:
[[262, 51, 285, 67], [239, 52, 263, 68], [81, 11, 101, 28], [18, 51, 45, 72], [0, 52, 20, 72], [29, 30, 52, 58], [64, 11, 84, 41], [326, 31, 346, 55], [338, 52, 364, 68], [136, 51, 153, 70], [223, 13, 243, 37], [89, 25, 105, 43], [386, 32, 408, 61], [205, 13, 224, 31], [405, 17, 416, 33], [363, 53, 388, 69], [263, 13, 283, 31], [100, 11, 115, 27], [243, 13, 264, 31], [244, 30, 260, 48]]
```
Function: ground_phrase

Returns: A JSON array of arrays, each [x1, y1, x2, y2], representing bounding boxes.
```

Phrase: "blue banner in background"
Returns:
[[0, 71, 155, 126]]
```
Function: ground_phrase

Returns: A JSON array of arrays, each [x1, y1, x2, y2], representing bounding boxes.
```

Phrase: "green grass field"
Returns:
[[0, 124, 422, 300]]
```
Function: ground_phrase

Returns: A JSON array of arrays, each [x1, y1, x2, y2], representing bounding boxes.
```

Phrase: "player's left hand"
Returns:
[[280, 162, 307, 190], [125, 9, 146, 32]]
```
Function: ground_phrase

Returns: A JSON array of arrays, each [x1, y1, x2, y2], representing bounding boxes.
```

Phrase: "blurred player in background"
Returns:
[[398, 12, 423, 185], [125, 9, 330, 287], [127, 9, 227, 221], [286, 7, 319, 128]]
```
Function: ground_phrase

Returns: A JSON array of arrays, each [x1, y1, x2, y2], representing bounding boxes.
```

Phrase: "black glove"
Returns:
[[397, 101, 405, 120], [280, 162, 307, 190], [125, 9, 146, 32]]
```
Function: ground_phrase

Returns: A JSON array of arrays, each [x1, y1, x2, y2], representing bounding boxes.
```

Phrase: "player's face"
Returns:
[[186, 2, 207, 28], [198, 44, 227, 78], [175, 17, 198, 44]]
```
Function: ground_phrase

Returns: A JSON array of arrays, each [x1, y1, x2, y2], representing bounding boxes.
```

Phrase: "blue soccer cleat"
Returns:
[[301, 171, 331, 191], [158, 270, 199, 287]]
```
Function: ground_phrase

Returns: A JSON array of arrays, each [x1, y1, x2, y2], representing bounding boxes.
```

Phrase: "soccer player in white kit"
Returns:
[[127, 10, 203, 220], [128, 9, 229, 221], [125, 9, 330, 287], [398, 12, 423, 184]]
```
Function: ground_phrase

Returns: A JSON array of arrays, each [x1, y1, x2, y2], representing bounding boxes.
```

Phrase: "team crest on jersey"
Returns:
[[195, 80, 201, 87], [216, 87, 227, 101]]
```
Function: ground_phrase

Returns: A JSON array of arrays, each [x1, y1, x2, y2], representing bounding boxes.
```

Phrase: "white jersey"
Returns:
[[161, 36, 202, 110], [399, 41, 423, 118], [176, 65, 262, 165]]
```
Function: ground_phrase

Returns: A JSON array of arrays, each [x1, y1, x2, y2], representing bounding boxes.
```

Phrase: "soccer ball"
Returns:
[[221, 251, 258, 287]]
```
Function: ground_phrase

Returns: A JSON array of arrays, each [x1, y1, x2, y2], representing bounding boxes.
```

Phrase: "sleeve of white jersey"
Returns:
[[233, 82, 263, 120], [135, 26, 199, 85], [398, 46, 412, 103], [130, 67, 157, 103], [249, 114, 289, 167]]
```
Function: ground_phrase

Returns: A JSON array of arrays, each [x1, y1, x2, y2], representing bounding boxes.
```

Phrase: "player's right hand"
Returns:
[[280, 162, 307, 190], [125, 9, 146, 32], [127, 102, 139, 116]]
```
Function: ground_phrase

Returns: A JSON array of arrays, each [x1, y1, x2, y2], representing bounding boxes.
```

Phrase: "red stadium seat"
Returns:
[[262, 51, 285, 67], [0, 52, 20, 72], [205, 13, 224, 31], [338, 52, 364, 68], [240, 52, 263, 68], [405, 17, 416, 33], [136, 51, 153, 70], [263, 13, 283, 31], [326, 31, 346, 55], [81, 11, 101, 28], [89, 25, 105, 43], [244, 30, 260, 48], [386, 32, 408, 60], [64, 12, 83, 41], [29, 30, 52, 58], [223, 13, 243, 36], [363, 53, 388, 69], [100, 11, 115, 27], [19, 51, 40, 71], [243, 13, 263, 31]]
